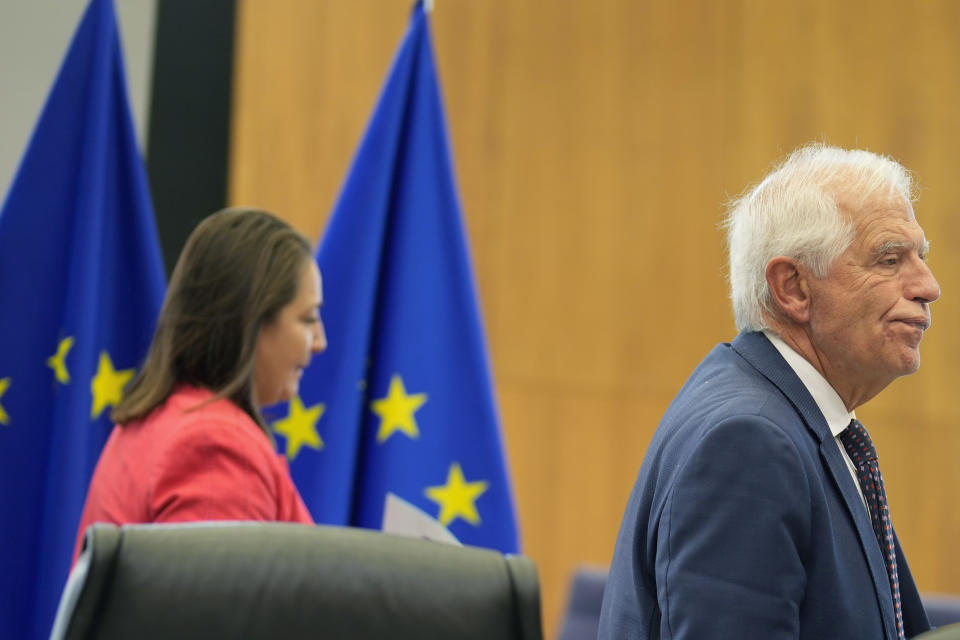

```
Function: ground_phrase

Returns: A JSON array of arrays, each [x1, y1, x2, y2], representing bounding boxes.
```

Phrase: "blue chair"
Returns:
[[924, 593, 960, 629], [557, 566, 607, 640], [556, 565, 960, 639]]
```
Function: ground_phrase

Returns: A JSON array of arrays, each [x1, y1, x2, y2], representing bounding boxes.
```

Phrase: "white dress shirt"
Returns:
[[762, 331, 869, 514]]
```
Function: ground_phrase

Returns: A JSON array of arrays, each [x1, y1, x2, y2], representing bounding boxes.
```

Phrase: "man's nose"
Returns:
[[909, 257, 940, 304]]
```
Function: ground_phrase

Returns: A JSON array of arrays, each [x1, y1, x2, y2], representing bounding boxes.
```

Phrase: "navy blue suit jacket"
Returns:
[[598, 332, 929, 639]]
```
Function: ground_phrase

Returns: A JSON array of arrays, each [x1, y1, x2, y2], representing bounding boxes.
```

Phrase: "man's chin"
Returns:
[[893, 348, 922, 376]]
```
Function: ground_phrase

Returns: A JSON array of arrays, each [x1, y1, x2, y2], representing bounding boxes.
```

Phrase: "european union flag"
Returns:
[[0, 0, 165, 637], [272, 1, 518, 552]]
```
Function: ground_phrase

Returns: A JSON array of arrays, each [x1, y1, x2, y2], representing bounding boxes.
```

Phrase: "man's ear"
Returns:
[[765, 257, 811, 323]]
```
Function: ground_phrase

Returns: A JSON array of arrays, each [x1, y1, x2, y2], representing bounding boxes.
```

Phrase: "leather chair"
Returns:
[[50, 522, 542, 640]]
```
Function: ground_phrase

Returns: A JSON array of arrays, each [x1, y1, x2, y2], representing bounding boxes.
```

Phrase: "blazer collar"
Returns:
[[730, 332, 831, 443]]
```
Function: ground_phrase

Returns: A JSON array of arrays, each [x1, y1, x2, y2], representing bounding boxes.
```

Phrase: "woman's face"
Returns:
[[252, 261, 326, 408]]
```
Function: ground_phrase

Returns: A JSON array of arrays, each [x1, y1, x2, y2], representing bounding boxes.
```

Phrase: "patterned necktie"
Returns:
[[839, 419, 904, 640]]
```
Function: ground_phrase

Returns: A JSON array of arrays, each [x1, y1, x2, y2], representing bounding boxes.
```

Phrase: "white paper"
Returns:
[[381, 492, 461, 546]]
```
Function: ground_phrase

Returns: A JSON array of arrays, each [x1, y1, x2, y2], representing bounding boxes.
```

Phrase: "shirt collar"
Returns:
[[762, 330, 855, 438]]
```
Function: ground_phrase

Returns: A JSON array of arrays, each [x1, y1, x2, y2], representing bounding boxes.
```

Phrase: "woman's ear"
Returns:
[[765, 257, 811, 324]]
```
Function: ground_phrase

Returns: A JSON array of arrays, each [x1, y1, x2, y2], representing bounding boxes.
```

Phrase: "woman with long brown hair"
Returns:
[[74, 208, 325, 555]]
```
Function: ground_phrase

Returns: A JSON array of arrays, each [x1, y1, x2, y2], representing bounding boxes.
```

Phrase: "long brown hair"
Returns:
[[113, 207, 313, 433]]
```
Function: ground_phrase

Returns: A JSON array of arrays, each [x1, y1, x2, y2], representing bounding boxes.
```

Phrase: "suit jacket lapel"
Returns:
[[731, 332, 898, 640], [818, 437, 898, 640]]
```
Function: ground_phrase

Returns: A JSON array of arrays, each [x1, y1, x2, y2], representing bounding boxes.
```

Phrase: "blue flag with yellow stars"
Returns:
[[0, 0, 165, 636], [272, 1, 518, 553]]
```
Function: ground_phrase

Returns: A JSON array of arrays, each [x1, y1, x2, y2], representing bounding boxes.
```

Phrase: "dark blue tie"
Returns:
[[839, 419, 904, 640]]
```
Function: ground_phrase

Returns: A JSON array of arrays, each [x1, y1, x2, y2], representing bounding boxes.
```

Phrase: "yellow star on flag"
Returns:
[[90, 351, 134, 419], [371, 374, 427, 443], [424, 462, 489, 527], [0, 377, 10, 425], [47, 336, 74, 384], [272, 395, 324, 459]]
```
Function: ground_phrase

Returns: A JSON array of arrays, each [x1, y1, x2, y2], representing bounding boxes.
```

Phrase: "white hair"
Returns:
[[724, 143, 915, 332]]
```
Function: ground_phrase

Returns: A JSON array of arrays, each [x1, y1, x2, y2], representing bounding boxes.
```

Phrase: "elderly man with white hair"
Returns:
[[599, 144, 939, 640]]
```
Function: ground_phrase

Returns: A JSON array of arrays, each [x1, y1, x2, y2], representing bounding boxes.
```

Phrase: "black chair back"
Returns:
[[51, 522, 542, 640]]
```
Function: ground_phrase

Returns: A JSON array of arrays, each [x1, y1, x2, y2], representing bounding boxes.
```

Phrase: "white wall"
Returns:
[[0, 0, 157, 203]]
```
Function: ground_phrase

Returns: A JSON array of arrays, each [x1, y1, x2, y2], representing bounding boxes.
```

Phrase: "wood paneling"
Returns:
[[231, 1, 960, 636]]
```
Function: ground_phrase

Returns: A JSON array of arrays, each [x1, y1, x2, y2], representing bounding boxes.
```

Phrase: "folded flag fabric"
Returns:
[[273, 1, 519, 553], [0, 0, 166, 636]]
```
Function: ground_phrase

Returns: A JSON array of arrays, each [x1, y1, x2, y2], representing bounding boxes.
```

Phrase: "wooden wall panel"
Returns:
[[231, 1, 960, 636]]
